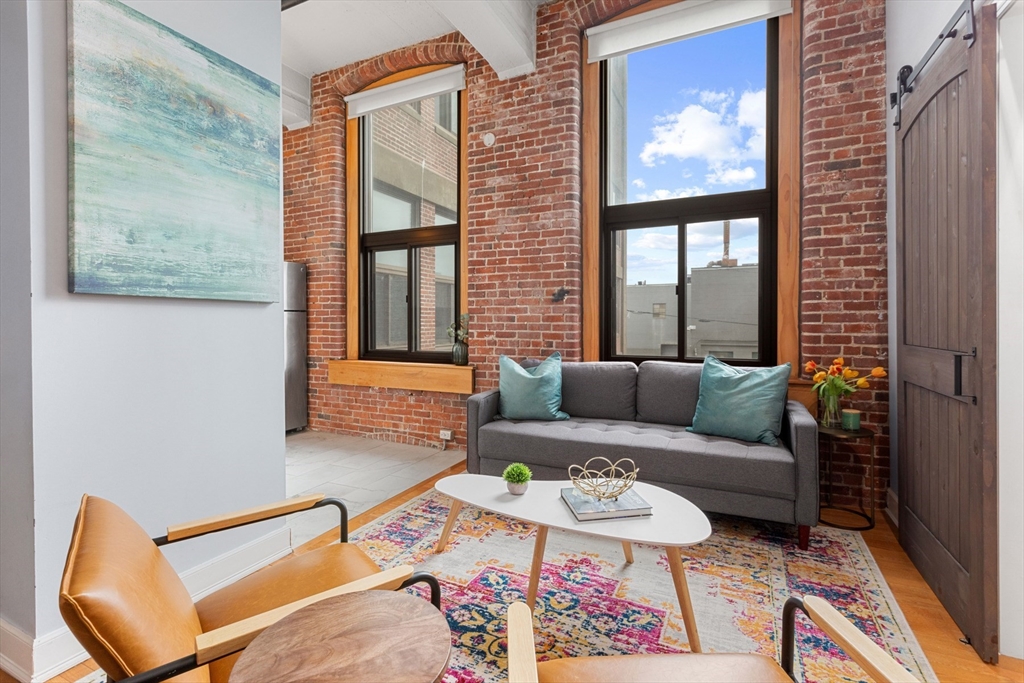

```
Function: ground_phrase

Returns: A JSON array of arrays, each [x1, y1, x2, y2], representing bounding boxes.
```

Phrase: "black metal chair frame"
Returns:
[[111, 498, 440, 683]]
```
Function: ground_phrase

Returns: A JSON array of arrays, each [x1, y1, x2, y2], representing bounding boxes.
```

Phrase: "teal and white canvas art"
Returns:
[[68, 0, 281, 302]]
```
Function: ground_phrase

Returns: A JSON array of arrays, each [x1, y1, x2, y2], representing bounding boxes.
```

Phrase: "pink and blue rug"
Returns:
[[351, 490, 935, 683]]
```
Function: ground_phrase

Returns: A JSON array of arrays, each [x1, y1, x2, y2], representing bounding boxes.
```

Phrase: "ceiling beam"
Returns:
[[428, 0, 536, 79], [281, 0, 308, 11]]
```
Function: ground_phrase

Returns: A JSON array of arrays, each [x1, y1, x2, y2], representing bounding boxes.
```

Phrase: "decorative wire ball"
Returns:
[[568, 457, 639, 500]]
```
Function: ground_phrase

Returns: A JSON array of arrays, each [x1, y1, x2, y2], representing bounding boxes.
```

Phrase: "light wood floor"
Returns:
[[6, 465, 1021, 683]]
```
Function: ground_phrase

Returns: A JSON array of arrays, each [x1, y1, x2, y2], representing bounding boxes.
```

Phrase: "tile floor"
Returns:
[[285, 430, 464, 547]]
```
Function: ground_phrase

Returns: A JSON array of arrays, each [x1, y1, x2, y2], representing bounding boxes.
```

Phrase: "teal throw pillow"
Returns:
[[687, 356, 791, 446], [499, 352, 570, 421]]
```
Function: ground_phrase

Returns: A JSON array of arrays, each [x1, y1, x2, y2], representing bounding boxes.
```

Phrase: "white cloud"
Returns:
[[632, 178, 646, 189], [635, 186, 707, 202], [639, 89, 767, 183], [706, 166, 757, 185], [634, 232, 678, 250]]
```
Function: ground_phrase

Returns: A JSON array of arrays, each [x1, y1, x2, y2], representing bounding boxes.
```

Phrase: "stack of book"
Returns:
[[560, 485, 652, 521]]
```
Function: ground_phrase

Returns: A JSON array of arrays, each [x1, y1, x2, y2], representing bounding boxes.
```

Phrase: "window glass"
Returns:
[[605, 21, 767, 206], [684, 218, 760, 360], [414, 244, 456, 352], [610, 225, 678, 357], [367, 94, 458, 232], [435, 92, 457, 134], [373, 250, 407, 350]]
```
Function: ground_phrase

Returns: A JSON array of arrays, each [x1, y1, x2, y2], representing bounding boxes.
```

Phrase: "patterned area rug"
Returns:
[[352, 489, 934, 683]]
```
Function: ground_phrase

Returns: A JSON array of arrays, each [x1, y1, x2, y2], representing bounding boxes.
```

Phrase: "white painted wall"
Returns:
[[887, 0, 1024, 659], [996, 0, 1024, 660], [0, 0, 286, 678], [0, 0, 38, 638]]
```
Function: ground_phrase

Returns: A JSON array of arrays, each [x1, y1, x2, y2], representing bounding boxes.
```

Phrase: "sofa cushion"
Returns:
[[478, 418, 795, 500], [520, 360, 638, 421], [499, 353, 569, 420], [635, 361, 703, 427], [688, 356, 792, 446]]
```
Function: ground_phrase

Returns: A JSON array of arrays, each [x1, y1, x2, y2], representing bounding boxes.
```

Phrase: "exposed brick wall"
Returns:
[[800, 0, 889, 509], [284, 0, 893, 513]]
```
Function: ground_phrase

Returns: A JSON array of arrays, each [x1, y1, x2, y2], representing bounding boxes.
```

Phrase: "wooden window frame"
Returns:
[[344, 64, 470, 364], [332, 65, 473, 393], [581, 0, 803, 386]]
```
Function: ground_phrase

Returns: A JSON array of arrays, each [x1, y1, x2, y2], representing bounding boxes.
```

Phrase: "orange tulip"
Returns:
[[856, 378, 870, 389], [832, 357, 845, 367], [813, 371, 827, 383], [804, 360, 817, 374], [828, 365, 841, 376], [843, 368, 859, 379], [871, 367, 887, 378]]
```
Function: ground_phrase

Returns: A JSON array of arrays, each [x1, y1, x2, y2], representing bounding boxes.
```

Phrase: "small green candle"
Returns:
[[841, 409, 861, 431]]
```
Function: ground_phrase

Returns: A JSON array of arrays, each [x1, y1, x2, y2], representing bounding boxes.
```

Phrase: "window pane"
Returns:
[[373, 250, 407, 350], [606, 21, 767, 206], [685, 218, 759, 360], [611, 225, 678, 357], [367, 93, 458, 232], [414, 244, 456, 352]]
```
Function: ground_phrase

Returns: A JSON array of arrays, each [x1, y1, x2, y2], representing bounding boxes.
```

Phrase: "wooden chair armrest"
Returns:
[[194, 564, 414, 665], [507, 602, 539, 683], [166, 493, 325, 542], [803, 595, 920, 683]]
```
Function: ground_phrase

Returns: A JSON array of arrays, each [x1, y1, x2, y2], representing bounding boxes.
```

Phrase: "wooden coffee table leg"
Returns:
[[666, 547, 702, 653], [621, 541, 634, 564], [433, 499, 463, 554], [526, 526, 549, 610]]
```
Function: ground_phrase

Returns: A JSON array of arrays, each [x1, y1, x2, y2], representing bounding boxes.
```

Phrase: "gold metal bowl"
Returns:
[[568, 457, 639, 500]]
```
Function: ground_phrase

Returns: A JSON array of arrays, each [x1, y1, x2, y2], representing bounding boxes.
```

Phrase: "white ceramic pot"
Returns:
[[506, 481, 529, 495]]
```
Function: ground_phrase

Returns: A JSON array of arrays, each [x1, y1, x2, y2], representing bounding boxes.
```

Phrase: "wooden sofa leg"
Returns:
[[798, 525, 810, 550]]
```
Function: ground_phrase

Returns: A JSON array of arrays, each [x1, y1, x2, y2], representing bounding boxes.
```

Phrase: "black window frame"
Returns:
[[599, 19, 779, 368], [358, 92, 462, 363]]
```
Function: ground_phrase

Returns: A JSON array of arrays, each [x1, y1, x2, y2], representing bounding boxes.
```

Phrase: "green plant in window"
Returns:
[[446, 313, 469, 343], [502, 462, 532, 484]]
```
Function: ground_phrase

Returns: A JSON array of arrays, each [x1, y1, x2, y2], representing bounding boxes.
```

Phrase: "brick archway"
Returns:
[[328, 33, 472, 97]]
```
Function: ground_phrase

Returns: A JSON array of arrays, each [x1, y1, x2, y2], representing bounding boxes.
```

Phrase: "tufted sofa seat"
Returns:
[[467, 360, 819, 540]]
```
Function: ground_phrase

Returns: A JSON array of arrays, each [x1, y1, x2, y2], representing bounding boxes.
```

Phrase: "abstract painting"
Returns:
[[68, 0, 280, 302]]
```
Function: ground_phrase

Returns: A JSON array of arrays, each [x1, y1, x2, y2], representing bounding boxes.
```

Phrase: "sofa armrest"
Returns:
[[467, 389, 500, 474], [782, 400, 819, 527]]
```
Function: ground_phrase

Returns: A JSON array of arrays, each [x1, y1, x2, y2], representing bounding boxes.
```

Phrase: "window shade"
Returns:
[[585, 0, 792, 63], [344, 64, 465, 119]]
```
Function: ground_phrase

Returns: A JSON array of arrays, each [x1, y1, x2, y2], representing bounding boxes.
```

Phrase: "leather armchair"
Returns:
[[59, 494, 440, 683], [507, 597, 921, 683]]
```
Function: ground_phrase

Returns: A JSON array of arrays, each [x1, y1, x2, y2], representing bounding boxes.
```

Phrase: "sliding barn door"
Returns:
[[895, 3, 998, 662]]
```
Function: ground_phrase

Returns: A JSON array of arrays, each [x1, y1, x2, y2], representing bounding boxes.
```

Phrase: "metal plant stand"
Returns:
[[818, 425, 877, 531]]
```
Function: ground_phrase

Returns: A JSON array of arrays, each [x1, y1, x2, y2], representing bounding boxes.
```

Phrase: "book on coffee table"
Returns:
[[560, 486, 652, 521]]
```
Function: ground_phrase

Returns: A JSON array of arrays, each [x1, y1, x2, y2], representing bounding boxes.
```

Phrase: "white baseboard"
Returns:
[[0, 525, 291, 683], [886, 488, 899, 528]]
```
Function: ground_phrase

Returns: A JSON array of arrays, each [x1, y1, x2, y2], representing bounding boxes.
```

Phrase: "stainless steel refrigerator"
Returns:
[[284, 262, 308, 431]]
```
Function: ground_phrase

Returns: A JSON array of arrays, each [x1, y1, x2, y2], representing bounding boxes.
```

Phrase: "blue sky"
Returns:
[[616, 21, 767, 283]]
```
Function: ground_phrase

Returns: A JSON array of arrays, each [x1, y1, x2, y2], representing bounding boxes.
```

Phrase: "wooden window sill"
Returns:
[[328, 360, 475, 394]]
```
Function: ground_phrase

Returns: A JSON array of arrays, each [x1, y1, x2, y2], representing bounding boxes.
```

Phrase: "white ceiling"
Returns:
[[282, 2, 456, 79], [282, 0, 544, 80]]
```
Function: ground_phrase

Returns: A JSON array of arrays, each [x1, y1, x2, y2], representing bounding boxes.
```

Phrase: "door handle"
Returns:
[[953, 347, 977, 404]]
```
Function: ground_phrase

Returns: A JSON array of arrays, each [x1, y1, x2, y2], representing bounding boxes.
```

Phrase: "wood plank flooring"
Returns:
[[6, 471, 1021, 683]]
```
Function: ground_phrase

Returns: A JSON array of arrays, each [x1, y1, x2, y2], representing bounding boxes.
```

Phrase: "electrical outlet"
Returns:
[[439, 429, 453, 441]]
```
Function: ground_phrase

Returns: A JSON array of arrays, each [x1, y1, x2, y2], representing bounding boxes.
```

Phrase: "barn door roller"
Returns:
[[889, 0, 976, 130]]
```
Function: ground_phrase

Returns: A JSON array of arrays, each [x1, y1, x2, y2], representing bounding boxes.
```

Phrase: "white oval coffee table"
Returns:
[[434, 473, 712, 652]]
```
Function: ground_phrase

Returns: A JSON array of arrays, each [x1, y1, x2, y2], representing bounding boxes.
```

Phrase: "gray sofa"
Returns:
[[467, 360, 819, 548]]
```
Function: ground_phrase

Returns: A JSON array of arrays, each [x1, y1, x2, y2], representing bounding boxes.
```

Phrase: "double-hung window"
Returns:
[[589, 1, 790, 366], [346, 66, 464, 362]]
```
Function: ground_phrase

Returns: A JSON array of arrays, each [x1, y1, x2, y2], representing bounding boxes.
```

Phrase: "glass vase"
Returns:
[[820, 392, 841, 429], [452, 340, 469, 366]]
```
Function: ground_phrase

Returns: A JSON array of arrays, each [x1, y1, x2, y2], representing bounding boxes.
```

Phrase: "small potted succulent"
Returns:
[[502, 462, 532, 495]]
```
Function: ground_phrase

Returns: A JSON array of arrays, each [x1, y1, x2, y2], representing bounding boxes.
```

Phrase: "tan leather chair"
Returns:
[[60, 493, 440, 683], [506, 598, 921, 683]]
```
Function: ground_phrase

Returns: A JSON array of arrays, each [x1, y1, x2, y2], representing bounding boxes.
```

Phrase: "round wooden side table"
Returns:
[[229, 591, 451, 683], [818, 425, 877, 531]]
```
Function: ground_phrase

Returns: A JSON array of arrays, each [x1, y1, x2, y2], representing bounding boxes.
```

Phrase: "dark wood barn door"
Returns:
[[895, 3, 998, 662]]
